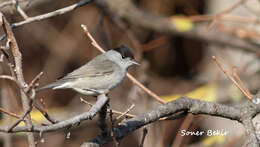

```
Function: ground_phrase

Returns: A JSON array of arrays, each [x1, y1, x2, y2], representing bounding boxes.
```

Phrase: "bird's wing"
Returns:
[[36, 55, 118, 91], [59, 57, 116, 81]]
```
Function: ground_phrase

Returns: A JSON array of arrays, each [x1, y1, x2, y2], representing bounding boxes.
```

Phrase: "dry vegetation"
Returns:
[[0, 0, 260, 147]]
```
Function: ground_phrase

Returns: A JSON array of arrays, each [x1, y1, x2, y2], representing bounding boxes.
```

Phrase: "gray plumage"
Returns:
[[37, 45, 138, 96]]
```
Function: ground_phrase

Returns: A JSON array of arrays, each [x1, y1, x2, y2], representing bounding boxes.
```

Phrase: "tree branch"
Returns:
[[0, 95, 258, 146], [0, 94, 109, 133], [95, 0, 260, 55], [11, 0, 93, 28], [83, 97, 260, 146], [1, 12, 36, 147]]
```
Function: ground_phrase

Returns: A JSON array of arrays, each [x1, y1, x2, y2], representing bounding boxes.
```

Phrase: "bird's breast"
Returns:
[[107, 69, 126, 90]]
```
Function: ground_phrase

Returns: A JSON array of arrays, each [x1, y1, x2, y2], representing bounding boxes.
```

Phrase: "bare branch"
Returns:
[[139, 128, 148, 147], [13, 0, 29, 19], [0, 95, 258, 146], [0, 1, 259, 146], [25, 71, 43, 92], [0, 106, 20, 119], [116, 104, 135, 120], [0, 94, 109, 133], [0, 0, 29, 9], [12, 0, 93, 28], [7, 100, 33, 132], [232, 66, 252, 97], [33, 103, 59, 124], [242, 118, 259, 147], [83, 97, 260, 146], [171, 114, 194, 147], [95, 0, 260, 55], [212, 56, 252, 99], [80, 97, 135, 118], [1, 80, 13, 147], [0, 75, 21, 88], [2, 12, 35, 147]]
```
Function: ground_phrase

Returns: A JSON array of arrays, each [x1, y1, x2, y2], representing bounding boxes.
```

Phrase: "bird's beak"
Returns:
[[131, 59, 140, 65]]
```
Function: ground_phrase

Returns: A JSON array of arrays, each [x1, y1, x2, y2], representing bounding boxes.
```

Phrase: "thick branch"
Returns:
[[242, 118, 259, 147], [0, 94, 109, 133], [0, 95, 259, 146], [85, 97, 260, 146]]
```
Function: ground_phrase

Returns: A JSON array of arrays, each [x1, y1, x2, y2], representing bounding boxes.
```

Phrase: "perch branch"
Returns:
[[83, 97, 260, 146], [80, 97, 135, 118]]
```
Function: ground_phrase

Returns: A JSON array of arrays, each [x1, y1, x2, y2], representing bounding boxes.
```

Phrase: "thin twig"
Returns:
[[206, 0, 248, 30], [33, 103, 59, 124], [139, 127, 148, 147], [0, 0, 25, 9], [13, 0, 29, 19], [0, 80, 44, 124], [25, 71, 43, 92], [0, 75, 21, 87], [0, 48, 10, 60], [7, 99, 33, 132], [220, 0, 247, 14], [212, 56, 252, 99], [1, 80, 12, 147], [0, 106, 20, 119], [1, 42, 17, 77], [189, 14, 260, 24], [127, 73, 166, 104], [80, 97, 135, 118], [7, 109, 31, 132], [12, 0, 93, 28], [81, 24, 167, 104], [0, 106, 41, 125], [232, 66, 252, 97], [171, 114, 194, 147], [116, 104, 135, 120]]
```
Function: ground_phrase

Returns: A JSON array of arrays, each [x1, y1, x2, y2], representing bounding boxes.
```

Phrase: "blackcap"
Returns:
[[37, 45, 139, 96]]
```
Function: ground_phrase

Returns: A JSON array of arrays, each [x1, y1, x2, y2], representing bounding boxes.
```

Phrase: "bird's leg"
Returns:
[[98, 96, 109, 137], [98, 94, 119, 146]]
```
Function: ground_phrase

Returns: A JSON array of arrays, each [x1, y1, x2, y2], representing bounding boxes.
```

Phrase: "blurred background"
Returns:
[[0, 0, 260, 146]]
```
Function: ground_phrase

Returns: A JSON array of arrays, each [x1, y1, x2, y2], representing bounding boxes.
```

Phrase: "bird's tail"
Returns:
[[36, 81, 64, 92]]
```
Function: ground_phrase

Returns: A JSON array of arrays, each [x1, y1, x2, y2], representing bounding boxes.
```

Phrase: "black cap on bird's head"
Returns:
[[113, 45, 139, 65], [114, 45, 135, 60]]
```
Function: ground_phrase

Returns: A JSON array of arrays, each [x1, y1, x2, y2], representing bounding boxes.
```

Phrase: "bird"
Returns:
[[36, 45, 139, 96]]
